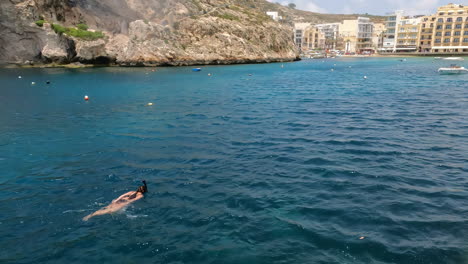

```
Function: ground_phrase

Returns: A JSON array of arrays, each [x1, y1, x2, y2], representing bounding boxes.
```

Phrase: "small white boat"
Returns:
[[438, 65, 468, 74], [442, 57, 464, 61]]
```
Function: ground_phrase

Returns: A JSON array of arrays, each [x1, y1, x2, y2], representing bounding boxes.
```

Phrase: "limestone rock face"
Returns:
[[74, 38, 109, 63], [0, 0, 300, 66], [40, 24, 73, 63]]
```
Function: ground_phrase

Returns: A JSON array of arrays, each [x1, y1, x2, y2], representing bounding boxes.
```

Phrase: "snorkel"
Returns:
[[142, 180, 147, 193]]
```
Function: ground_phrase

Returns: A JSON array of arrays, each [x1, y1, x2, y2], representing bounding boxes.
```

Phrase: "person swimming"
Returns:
[[83, 181, 147, 221]]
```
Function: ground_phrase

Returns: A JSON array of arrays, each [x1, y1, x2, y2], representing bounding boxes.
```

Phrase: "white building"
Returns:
[[266, 11, 282, 21], [381, 10, 404, 52]]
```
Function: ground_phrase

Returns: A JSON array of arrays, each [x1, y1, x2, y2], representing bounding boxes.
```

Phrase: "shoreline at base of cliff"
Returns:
[[1, 57, 300, 69]]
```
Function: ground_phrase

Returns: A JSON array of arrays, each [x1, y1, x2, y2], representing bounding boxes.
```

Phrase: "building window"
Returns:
[[448, 12, 453, 15], [445, 32, 451, 36], [464, 38, 468, 42], [447, 18, 453, 22], [458, 11, 464, 14], [444, 38, 450, 43], [465, 24, 468, 28], [456, 24, 462, 29], [436, 25, 442, 29], [436, 32, 442, 36], [455, 31, 461, 36], [439, 12, 444, 15], [456, 17, 463, 22], [438, 18, 443, 22], [465, 31, 468, 35], [435, 39, 441, 43], [446, 25, 452, 29], [454, 38, 460, 42]]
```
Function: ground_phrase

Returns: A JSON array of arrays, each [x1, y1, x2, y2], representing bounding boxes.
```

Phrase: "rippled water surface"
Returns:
[[1, 58, 467, 263]]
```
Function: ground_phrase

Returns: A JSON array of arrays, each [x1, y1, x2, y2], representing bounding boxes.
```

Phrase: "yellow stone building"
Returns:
[[303, 26, 326, 51], [430, 3, 468, 53], [373, 23, 386, 49], [418, 15, 437, 52], [340, 17, 374, 54]]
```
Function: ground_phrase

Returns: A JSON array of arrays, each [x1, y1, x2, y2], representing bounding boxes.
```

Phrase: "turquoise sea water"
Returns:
[[0, 58, 467, 263]]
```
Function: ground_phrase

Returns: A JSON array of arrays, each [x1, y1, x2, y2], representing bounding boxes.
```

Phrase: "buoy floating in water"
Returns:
[[46, 80, 50, 84], [31, 82, 36, 85], [84, 95, 89, 101], [359, 236, 365, 240], [208, 73, 212, 76], [147, 102, 153, 106], [192, 68, 202, 72], [363, 76, 367, 79], [18, 76, 22, 79]]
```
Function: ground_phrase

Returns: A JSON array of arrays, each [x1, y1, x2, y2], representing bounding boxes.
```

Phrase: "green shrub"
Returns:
[[76, 23, 88, 31], [66, 27, 104, 40], [35, 20, 45, 27], [52, 23, 66, 34], [51, 23, 104, 40]]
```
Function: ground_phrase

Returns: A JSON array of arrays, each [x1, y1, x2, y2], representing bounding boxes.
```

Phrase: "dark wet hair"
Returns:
[[129, 181, 147, 199], [138, 180, 147, 194]]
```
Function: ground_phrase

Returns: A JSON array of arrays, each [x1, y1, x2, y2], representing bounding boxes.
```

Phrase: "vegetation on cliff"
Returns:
[[51, 23, 104, 41]]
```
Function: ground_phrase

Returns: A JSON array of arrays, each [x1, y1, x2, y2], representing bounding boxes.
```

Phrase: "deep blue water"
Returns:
[[0, 58, 467, 264]]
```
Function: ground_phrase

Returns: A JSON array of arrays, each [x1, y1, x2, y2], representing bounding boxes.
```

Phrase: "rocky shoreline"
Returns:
[[0, 1, 299, 68], [2, 57, 300, 69]]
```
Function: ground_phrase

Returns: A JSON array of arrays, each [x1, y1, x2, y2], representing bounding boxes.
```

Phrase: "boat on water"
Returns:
[[442, 57, 464, 61], [438, 64, 468, 74], [192, 68, 202, 72]]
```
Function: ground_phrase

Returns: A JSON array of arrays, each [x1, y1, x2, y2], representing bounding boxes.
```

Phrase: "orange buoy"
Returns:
[[84, 95, 89, 101]]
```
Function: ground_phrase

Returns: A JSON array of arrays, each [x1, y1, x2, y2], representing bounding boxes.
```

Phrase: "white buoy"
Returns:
[[84, 95, 89, 101], [208, 73, 212, 76], [31, 82, 35, 85], [363, 76, 367, 79], [18, 76, 22, 79], [331, 69, 334, 72], [147, 102, 153, 106]]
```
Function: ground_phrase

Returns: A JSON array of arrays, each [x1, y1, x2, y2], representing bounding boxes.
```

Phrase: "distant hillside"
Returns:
[[251, 0, 385, 24]]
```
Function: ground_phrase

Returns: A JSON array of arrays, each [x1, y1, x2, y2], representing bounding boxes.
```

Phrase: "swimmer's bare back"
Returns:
[[83, 191, 145, 221]]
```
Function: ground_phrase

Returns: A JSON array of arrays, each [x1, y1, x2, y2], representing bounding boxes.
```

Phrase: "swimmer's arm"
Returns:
[[112, 191, 135, 203]]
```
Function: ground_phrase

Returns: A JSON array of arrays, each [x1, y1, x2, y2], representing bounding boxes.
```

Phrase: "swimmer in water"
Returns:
[[83, 181, 147, 221]]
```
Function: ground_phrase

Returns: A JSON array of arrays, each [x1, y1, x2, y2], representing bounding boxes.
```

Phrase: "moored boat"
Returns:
[[438, 64, 468, 74], [442, 57, 464, 61]]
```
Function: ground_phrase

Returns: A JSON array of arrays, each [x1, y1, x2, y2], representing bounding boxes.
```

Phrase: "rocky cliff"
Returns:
[[0, 0, 299, 66]]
